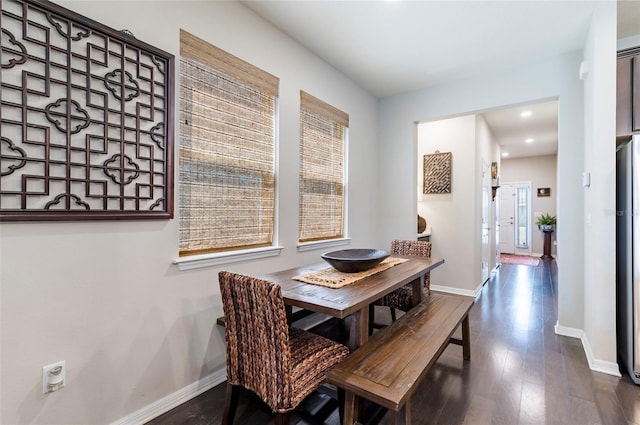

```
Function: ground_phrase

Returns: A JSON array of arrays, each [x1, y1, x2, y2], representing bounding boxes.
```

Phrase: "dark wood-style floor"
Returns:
[[146, 260, 640, 425]]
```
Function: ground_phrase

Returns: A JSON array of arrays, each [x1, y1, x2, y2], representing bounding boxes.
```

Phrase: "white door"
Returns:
[[481, 160, 491, 283], [499, 184, 516, 254], [495, 190, 501, 266]]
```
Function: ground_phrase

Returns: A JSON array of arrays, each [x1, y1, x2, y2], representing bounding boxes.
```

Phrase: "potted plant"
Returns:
[[536, 213, 556, 232]]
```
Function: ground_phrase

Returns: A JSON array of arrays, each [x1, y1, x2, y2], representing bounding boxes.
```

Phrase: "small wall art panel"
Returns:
[[537, 187, 551, 197], [423, 152, 452, 194], [0, 0, 175, 221]]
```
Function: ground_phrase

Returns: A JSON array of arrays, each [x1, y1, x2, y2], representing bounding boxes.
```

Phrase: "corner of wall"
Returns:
[[555, 323, 621, 377]]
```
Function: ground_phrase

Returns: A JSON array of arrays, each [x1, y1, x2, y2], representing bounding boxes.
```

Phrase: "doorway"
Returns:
[[499, 182, 532, 255]]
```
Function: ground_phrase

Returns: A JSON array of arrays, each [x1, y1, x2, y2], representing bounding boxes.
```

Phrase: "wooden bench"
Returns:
[[326, 292, 474, 425]]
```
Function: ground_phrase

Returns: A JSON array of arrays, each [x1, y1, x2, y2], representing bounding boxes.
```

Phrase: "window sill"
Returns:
[[297, 238, 351, 253], [173, 246, 284, 271]]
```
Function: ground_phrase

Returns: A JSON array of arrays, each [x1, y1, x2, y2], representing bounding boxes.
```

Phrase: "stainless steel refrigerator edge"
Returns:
[[616, 134, 640, 385]]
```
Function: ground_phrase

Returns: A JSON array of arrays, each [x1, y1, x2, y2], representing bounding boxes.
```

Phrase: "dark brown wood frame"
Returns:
[[423, 151, 452, 194], [0, 0, 175, 221]]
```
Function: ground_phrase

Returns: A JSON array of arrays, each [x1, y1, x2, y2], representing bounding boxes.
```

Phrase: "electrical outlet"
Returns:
[[42, 361, 65, 394]]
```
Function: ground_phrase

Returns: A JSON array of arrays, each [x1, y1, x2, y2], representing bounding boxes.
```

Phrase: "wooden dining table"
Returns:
[[260, 256, 445, 350]]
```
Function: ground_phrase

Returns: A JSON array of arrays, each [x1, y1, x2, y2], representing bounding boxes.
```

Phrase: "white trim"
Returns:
[[554, 323, 583, 339], [272, 96, 281, 254], [297, 238, 352, 252], [582, 339, 622, 377], [111, 368, 227, 425], [554, 322, 621, 377], [173, 246, 284, 271], [431, 284, 482, 299]]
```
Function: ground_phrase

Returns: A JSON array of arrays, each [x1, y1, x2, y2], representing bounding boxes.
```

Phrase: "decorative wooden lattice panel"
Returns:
[[0, 0, 174, 221], [423, 152, 452, 194]]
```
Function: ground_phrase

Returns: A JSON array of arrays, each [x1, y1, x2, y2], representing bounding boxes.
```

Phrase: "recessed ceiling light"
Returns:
[[502, 152, 509, 157], [520, 110, 532, 118], [525, 138, 534, 143]]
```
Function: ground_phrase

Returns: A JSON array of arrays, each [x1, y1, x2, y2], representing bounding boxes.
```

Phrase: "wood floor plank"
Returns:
[[518, 382, 547, 425], [614, 376, 640, 424], [145, 260, 640, 425], [542, 386, 571, 425], [567, 395, 602, 425], [461, 395, 495, 425]]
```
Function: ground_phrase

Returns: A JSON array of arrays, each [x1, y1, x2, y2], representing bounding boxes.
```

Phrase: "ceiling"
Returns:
[[481, 100, 558, 159], [242, 0, 640, 158]]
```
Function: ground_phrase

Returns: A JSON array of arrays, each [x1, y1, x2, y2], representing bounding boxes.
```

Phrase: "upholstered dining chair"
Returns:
[[369, 239, 432, 332], [218, 271, 350, 425]]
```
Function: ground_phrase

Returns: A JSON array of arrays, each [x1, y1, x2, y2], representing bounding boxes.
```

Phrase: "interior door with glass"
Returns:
[[515, 185, 531, 250], [499, 184, 516, 254]]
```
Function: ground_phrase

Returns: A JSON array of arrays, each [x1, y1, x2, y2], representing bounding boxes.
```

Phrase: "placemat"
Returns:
[[293, 257, 408, 289]]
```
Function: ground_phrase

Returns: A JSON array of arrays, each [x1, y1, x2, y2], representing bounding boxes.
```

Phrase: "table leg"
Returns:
[[394, 399, 410, 425], [345, 307, 370, 422], [411, 275, 424, 307], [462, 314, 471, 360], [348, 306, 369, 351], [285, 305, 293, 323], [343, 391, 356, 425]]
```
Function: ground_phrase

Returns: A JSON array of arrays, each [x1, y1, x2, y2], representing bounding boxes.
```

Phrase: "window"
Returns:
[[299, 91, 348, 243], [178, 30, 278, 256]]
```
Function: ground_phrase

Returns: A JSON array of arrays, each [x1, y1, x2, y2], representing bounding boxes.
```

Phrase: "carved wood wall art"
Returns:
[[423, 151, 452, 194], [0, 0, 175, 221]]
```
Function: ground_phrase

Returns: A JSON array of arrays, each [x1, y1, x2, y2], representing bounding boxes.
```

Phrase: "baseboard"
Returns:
[[111, 368, 227, 425], [580, 333, 622, 377], [554, 322, 621, 377], [431, 284, 482, 299], [554, 323, 583, 339]]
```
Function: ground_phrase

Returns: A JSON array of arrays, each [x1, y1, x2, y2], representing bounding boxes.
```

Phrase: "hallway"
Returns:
[[147, 260, 640, 425]]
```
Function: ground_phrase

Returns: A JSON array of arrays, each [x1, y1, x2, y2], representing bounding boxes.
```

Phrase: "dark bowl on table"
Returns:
[[321, 249, 390, 273]]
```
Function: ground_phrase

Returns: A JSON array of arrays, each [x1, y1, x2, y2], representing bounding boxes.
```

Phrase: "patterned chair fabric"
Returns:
[[374, 239, 432, 312], [219, 271, 349, 424]]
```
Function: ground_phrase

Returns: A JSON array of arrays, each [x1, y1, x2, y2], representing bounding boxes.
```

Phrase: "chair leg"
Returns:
[[390, 307, 397, 322], [274, 412, 290, 425], [222, 383, 241, 425]]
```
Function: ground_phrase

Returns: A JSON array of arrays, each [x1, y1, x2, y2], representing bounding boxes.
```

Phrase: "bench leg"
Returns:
[[462, 313, 471, 360], [394, 399, 410, 425]]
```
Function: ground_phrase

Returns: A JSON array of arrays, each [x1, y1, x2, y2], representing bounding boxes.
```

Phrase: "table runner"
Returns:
[[292, 257, 408, 289]]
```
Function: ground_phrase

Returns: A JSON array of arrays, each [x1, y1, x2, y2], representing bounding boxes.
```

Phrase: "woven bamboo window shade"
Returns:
[[179, 30, 278, 256], [299, 91, 348, 242]]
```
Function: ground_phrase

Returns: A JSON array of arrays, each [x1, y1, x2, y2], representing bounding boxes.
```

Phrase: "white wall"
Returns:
[[0, 2, 379, 424], [501, 155, 558, 256], [475, 115, 501, 274], [379, 8, 620, 376], [416, 114, 500, 294], [378, 49, 587, 352], [417, 116, 478, 293], [579, 2, 618, 374]]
